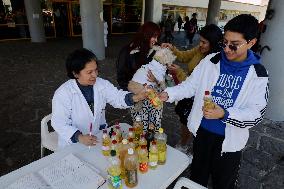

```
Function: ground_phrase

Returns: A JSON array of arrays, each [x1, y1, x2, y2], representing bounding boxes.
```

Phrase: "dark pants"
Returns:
[[190, 127, 242, 189], [164, 31, 174, 43], [187, 32, 195, 44]]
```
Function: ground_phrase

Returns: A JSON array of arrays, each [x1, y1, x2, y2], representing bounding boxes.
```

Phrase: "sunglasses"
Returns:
[[219, 40, 249, 51]]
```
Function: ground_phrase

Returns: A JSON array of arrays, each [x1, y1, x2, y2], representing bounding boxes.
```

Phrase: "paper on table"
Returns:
[[38, 154, 105, 189], [4, 172, 51, 189]]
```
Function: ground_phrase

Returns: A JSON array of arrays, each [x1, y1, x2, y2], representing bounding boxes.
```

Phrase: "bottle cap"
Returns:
[[159, 128, 164, 133], [205, 90, 210, 95], [122, 139, 128, 144], [112, 132, 117, 136], [115, 125, 120, 129], [129, 127, 134, 131], [128, 148, 134, 155], [129, 138, 134, 143], [103, 129, 107, 133], [110, 150, 116, 156], [141, 145, 147, 149], [152, 141, 157, 145], [112, 140, 117, 144]]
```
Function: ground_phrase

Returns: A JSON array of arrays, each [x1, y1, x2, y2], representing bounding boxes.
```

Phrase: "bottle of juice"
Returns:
[[119, 139, 129, 179], [128, 138, 136, 152], [110, 140, 118, 154], [128, 127, 135, 141], [146, 87, 163, 109], [204, 90, 215, 110], [137, 133, 147, 151], [138, 145, 148, 174], [155, 128, 167, 165], [148, 141, 158, 170], [111, 132, 118, 142], [114, 123, 122, 143], [102, 129, 110, 156], [107, 150, 122, 189], [133, 116, 143, 144], [124, 148, 138, 188]]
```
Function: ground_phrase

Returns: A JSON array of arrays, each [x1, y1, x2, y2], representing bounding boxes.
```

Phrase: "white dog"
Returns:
[[128, 46, 176, 93]]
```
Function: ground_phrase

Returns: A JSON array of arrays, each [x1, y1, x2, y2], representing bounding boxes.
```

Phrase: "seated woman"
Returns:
[[51, 48, 146, 149]]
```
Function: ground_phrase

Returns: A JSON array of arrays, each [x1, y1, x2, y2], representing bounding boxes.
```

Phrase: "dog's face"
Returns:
[[153, 47, 176, 66]]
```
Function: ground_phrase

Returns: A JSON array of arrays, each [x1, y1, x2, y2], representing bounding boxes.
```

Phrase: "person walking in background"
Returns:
[[177, 16, 183, 32], [184, 13, 198, 46], [159, 14, 269, 188], [116, 22, 163, 131], [161, 24, 223, 155], [164, 15, 175, 43]]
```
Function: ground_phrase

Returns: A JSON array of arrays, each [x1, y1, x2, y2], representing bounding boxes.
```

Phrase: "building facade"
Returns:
[[0, 0, 267, 40]]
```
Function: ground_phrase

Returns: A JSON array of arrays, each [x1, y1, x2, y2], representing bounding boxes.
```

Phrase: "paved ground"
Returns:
[[0, 31, 198, 188]]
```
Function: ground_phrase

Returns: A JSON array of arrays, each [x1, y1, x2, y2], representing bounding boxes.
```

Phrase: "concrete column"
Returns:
[[206, 0, 221, 25], [80, 0, 105, 60], [24, 0, 46, 42], [261, 0, 284, 121]]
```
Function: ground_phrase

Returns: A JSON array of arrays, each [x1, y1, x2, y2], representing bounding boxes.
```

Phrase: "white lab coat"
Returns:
[[51, 78, 130, 149]]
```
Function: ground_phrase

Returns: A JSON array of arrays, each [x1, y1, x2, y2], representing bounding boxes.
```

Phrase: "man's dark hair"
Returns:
[[65, 48, 98, 79], [199, 24, 223, 53], [224, 14, 259, 41]]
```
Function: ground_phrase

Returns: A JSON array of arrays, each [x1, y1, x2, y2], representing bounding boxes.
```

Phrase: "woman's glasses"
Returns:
[[219, 41, 249, 51]]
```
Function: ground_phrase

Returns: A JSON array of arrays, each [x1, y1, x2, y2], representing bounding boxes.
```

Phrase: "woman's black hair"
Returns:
[[65, 48, 98, 79], [199, 24, 223, 54]]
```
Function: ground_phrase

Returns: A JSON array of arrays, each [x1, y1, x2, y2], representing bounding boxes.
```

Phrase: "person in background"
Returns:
[[177, 16, 183, 32], [161, 24, 223, 154], [184, 13, 198, 46], [52, 48, 146, 149], [116, 21, 163, 131], [159, 14, 269, 188], [163, 15, 175, 43]]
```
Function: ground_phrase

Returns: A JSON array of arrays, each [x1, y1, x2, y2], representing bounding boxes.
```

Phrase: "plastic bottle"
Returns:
[[148, 141, 158, 169], [204, 90, 215, 110], [119, 139, 129, 179], [133, 116, 143, 144], [124, 148, 138, 188], [128, 127, 135, 141], [102, 129, 110, 156], [138, 145, 148, 173], [146, 87, 163, 109], [111, 132, 118, 142], [155, 128, 167, 165], [114, 123, 122, 143], [128, 138, 136, 152], [137, 133, 147, 151], [107, 150, 122, 189], [110, 140, 118, 154]]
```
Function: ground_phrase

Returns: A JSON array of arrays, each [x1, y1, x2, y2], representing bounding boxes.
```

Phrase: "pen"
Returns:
[[89, 123, 92, 150]]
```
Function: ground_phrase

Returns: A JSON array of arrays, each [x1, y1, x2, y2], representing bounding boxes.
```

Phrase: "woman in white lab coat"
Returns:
[[51, 48, 146, 149]]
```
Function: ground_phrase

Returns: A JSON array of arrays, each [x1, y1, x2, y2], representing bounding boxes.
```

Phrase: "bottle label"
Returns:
[[126, 169, 138, 185], [102, 145, 109, 151], [108, 175, 122, 188]]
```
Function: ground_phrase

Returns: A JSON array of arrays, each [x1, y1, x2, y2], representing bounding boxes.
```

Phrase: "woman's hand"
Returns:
[[78, 134, 98, 146], [147, 70, 158, 84], [167, 64, 180, 74], [203, 103, 225, 119], [158, 91, 169, 102], [161, 43, 174, 50]]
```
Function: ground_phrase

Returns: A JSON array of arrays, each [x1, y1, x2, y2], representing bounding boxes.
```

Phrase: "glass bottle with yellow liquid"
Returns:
[[148, 141, 158, 169], [107, 150, 122, 189], [155, 128, 167, 165], [137, 133, 147, 151], [114, 123, 122, 143], [138, 145, 148, 174], [102, 129, 110, 156], [119, 139, 129, 179], [124, 148, 138, 188]]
